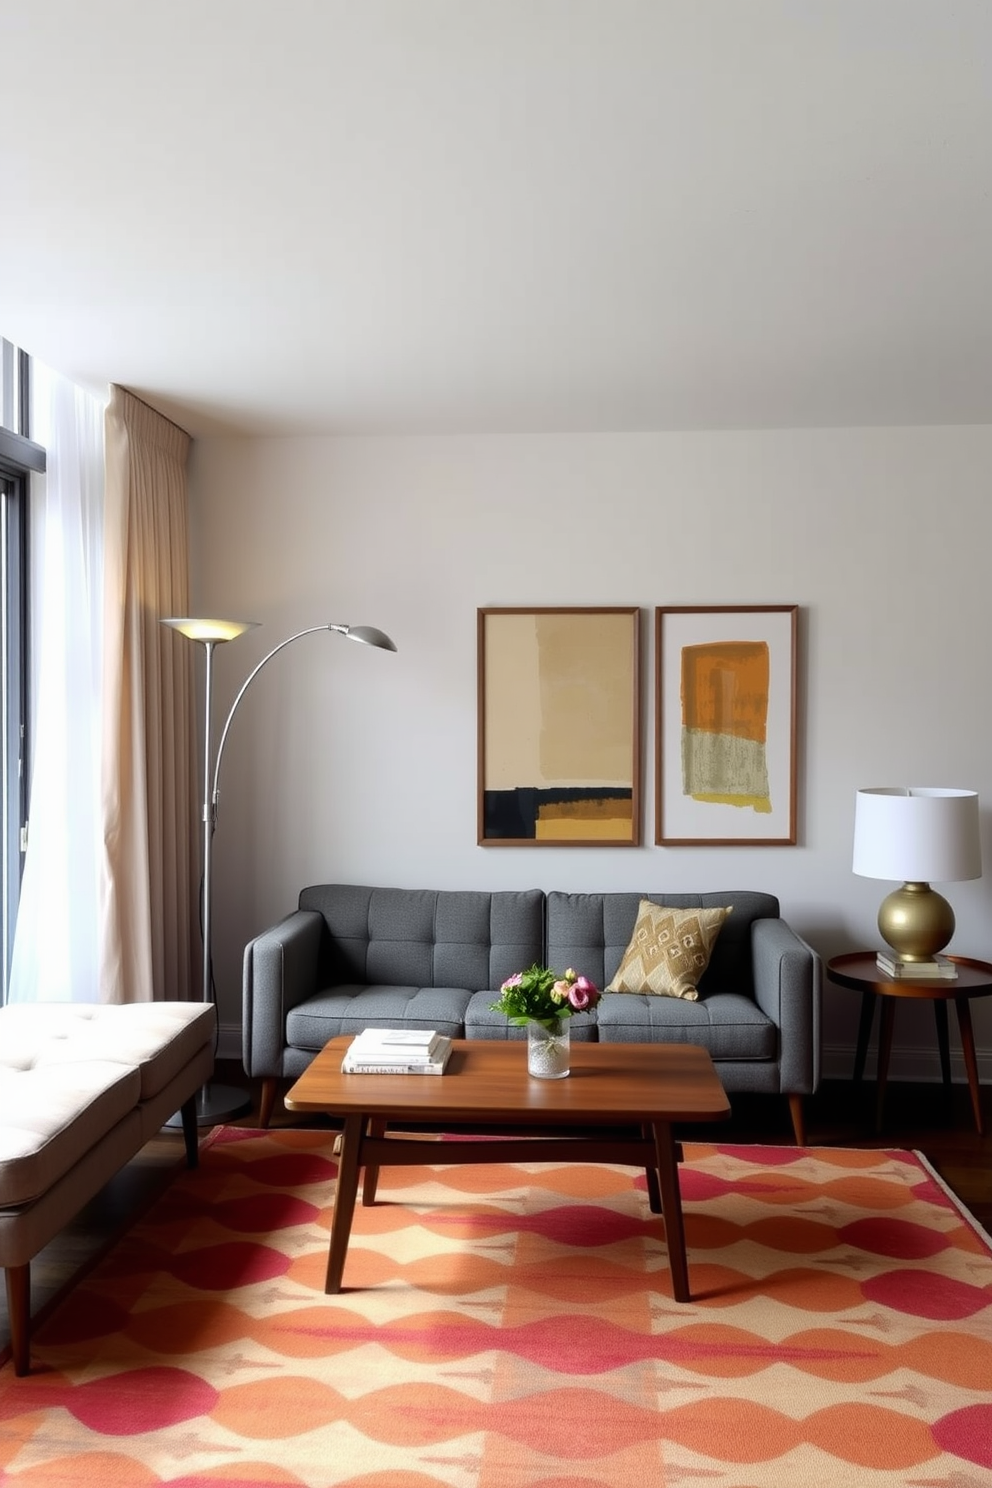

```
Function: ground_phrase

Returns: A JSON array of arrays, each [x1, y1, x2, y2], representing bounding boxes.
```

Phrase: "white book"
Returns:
[[342, 1036, 452, 1076], [349, 1028, 443, 1061], [876, 953, 958, 980]]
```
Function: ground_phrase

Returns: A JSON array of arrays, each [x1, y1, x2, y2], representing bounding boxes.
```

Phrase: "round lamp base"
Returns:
[[165, 1081, 252, 1129], [878, 881, 955, 963]]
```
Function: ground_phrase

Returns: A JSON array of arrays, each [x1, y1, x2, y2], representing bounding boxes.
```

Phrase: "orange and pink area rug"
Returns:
[[1, 1130, 991, 1488]]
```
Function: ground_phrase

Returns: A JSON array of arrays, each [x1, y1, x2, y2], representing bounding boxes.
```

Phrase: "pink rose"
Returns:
[[568, 975, 598, 1011]]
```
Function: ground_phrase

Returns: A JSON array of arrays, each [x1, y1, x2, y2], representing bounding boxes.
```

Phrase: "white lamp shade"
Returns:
[[852, 787, 982, 883], [162, 617, 259, 643]]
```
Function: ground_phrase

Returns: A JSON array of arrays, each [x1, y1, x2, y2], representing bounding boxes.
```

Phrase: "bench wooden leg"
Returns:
[[5, 1263, 30, 1376], [787, 1094, 806, 1146]]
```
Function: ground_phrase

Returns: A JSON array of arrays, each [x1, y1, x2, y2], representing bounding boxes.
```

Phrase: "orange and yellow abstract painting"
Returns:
[[680, 639, 772, 812]]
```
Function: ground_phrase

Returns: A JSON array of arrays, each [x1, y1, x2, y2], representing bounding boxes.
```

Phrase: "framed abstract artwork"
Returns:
[[655, 605, 798, 846], [478, 606, 641, 846]]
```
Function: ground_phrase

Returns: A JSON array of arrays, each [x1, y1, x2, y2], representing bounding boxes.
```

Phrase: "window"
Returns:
[[0, 339, 44, 999]]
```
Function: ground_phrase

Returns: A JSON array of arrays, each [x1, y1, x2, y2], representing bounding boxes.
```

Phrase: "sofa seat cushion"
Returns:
[[286, 986, 474, 1050], [594, 990, 776, 1060], [0, 1060, 141, 1207], [0, 1002, 215, 1101]]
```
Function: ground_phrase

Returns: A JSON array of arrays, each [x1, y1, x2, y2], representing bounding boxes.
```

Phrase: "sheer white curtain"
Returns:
[[7, 366, 106, 1002]]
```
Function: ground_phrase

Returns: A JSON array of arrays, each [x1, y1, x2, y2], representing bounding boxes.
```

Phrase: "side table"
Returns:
[[826, 952, 991, 1135]]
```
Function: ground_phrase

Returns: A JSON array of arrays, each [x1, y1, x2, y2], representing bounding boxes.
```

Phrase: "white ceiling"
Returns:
[[2, 1, 990, 438]]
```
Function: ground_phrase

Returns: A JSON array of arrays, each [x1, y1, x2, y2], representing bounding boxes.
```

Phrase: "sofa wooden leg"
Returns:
[[787, 1094, 807, 1146], [180, 1096, 199, 1169], [259, 1077, 279, 1129], [5, 1263, 31, 1376]]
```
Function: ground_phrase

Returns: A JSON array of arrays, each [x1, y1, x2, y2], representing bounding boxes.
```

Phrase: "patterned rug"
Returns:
[[1, 1130, 990, 1487]]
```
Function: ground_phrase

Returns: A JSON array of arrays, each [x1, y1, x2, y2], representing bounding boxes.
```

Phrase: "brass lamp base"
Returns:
[[877, 881, 955, 963]]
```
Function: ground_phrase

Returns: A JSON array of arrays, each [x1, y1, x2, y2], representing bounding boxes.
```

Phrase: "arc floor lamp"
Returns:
[[162, 617, 398, 1123]]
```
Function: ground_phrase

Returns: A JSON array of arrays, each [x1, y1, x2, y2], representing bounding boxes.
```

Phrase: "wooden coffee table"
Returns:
[[284, 1037, 730, 1302]]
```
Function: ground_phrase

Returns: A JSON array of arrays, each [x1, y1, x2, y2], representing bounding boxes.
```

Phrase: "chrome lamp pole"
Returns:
[[161, 617, 397, 1124]]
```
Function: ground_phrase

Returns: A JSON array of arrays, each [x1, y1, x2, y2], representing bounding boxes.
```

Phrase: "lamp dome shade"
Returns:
[[334, 624, 397, 651]]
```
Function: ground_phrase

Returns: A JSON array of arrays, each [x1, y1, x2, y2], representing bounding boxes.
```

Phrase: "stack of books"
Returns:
[[876, 952, 958, 980], [341, 1028, 453, 1074]]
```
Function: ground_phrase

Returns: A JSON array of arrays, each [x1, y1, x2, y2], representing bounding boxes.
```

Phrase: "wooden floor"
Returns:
[[2, 1061, 990, 1361]]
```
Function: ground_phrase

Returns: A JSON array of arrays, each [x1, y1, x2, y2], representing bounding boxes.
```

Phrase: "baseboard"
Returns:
[[821, 1040, 992, 1085], [217, 1022, 243, 1061]]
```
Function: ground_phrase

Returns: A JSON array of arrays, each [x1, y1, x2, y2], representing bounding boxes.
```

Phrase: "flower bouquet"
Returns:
[[490, 963, 601, 1030], [491, 964, 600, 1079]]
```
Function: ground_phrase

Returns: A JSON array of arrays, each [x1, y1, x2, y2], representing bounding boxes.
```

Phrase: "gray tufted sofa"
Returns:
[[243, 884, 820, 1141]]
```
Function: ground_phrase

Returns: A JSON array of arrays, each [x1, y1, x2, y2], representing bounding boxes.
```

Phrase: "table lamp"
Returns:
[[852, 786, 981, 977]]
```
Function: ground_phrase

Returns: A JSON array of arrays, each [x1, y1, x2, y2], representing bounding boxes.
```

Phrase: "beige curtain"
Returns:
[[101, 387, 198, 1002]]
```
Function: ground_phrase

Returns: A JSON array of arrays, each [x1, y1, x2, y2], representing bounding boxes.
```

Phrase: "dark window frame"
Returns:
[[0, 346, 44, 999]]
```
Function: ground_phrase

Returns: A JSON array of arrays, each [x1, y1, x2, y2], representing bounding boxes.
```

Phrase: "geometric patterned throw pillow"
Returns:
[[605, 900, 732, 1000]]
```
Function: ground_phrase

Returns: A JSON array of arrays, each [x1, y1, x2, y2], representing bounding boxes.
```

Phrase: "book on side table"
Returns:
[[342, 1028, 453, 1075], [876, 952, 958, 980]]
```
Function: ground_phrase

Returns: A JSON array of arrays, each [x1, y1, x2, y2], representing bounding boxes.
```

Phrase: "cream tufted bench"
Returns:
[[0, 1000, 216, 1374]]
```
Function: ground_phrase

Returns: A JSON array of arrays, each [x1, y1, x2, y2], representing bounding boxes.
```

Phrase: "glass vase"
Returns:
[[527, 1017, 570, 1078]]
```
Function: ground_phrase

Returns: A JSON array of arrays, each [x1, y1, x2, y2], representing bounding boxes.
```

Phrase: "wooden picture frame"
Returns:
[[655, 605, 798, 846], [478, 606, 641, 846]]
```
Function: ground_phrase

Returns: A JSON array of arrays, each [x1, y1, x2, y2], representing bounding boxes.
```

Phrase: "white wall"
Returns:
[[189, 426, 992, 1081]]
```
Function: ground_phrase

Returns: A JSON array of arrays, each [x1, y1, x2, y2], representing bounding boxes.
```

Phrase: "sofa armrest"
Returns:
[[242, 910, 324, 1077], [751, 918, 822, 1095]]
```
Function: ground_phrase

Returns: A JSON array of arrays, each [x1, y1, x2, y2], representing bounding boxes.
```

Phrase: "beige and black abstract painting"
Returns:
[[479, 607, 641, 846]]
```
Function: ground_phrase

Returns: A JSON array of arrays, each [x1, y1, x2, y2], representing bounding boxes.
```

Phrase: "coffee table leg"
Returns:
[[651, 1122, 690, 1302], [642, 1124, 662, 1213], [362, 1117, 387, 1205], [325, 1114, 365, 1293]]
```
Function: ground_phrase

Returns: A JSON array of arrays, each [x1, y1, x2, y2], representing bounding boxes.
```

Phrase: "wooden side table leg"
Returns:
[[933, 1001, 952, 1087], [955, 998, 985, 1136], [874, 998, 896, 1135], [325, 1114, 365, 1293], [853, 991, 875, 1083], [651, 1122, 690, 1303]]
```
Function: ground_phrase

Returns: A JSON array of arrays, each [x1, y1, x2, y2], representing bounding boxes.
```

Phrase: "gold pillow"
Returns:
[[605, 901, 732, 1000]]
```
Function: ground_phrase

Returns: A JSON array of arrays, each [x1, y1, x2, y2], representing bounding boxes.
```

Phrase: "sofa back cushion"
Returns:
[[545, 891, 780, 999], [298, 884, 545, 991]]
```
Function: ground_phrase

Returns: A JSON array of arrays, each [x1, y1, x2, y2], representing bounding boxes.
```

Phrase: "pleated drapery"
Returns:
[[101, 387, 198, 1003], [7, 370, 106, 1002]]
